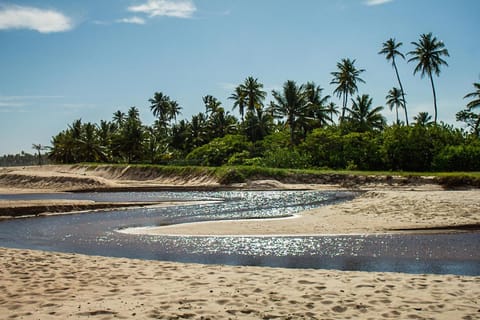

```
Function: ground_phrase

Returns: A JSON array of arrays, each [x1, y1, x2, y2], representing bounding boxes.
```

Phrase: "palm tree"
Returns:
[[304, 82, 332, 128], [347, 94, 385, 132], [242, 77, 267, 114], [330, 58, 365, 123], [203, 95, 222, 115], [385, 87, 405, 125], [112, 110, 125, 128], [271, 80, 309, 145], [413, 111, 433, 126], [229, 86, 247, 122], [408, 33, 449, 124], [32, 143, 45, 165], [379, 38, 408, 125], [464, 82, 480, 110], [325, 102, 339, 124], [149, 92, 182, 127]]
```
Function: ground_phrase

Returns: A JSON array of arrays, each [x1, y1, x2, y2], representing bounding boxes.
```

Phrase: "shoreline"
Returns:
[[1, 165, 480, 319]]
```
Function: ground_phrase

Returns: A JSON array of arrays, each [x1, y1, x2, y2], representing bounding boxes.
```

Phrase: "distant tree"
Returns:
[[330, 58, 365, 123], [346, 94, 385, 132], [229, 86, 247, 122], [203, 95, 222, 115], [149, 92, 182, 128], [32, 144, 46, 165], [464, 82, 480, 110], [408, 33, 449, 124], [242, 77, 267, 114], [414, 111, 433, 126], [385, 87, 405, 125], [271, 80, 309, 145], [379, 38, 408, 124], [304, 82, 332, 130]]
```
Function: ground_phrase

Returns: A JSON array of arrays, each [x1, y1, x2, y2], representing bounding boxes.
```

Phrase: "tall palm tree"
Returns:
[[413, 111, 433, 126], [464, 82, 480, 110], [385, 87, 405, 125], [112, 110, 125, 128], [379, 38, 408, 124], [203, 95, 222, 115], [271, 80, 309, 145], [347, 94, 385, 132], [408, 33, 449, 124], [229, 86, 247, 122], [330, 58, 365, 123], [242, 77, 267, 114]]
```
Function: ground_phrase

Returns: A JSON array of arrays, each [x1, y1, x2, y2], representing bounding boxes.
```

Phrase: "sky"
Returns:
[[0, 0, 479, 155]]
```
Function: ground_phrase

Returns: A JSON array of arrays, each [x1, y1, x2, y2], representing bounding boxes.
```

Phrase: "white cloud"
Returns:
[[117, 16, 146, 25], [364, 0, 394, 6], [128, 0, 196, 18], [0, 4, 73, 33]]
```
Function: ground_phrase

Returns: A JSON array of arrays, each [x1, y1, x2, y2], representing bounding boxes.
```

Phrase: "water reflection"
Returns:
[[0, 190, 478, 275]]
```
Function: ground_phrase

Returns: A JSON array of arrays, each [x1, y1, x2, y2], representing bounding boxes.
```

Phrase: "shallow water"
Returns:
[[0, 190, 478, 275]]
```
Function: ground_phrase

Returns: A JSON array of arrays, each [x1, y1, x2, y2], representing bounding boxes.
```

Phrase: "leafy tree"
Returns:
[[379, 38, 408, 124], [386, 87, 405, 125], [346, 94, 385, 132], [408, 33, 449, 124], [330, 58, 365, 123], [186, 134, 251, 166]]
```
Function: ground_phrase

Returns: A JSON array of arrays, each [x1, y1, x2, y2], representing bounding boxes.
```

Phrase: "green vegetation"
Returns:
[[39, 33, 479, 172]]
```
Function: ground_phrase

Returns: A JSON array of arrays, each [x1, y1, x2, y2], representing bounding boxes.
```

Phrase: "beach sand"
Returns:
[[1, 247, 479, 320], [0, 165, 479, 319]]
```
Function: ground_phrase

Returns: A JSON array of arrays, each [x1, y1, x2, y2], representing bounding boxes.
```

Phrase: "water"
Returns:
[[0, 190, 478, 275]]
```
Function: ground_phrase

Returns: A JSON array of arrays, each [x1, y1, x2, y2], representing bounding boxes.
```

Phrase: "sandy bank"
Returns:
[[124, 189, 480, 236], [1, 247, 478, 320]]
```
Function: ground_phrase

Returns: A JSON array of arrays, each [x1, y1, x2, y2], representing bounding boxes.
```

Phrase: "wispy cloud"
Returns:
[[364, 0, 394, 6], [128, 0, 196, 19], [0, 4, 73, 33], [116, 16, 146, 25]]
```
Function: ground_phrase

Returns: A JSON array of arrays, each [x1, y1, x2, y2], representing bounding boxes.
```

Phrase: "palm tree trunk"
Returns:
[[429, 72, 438, 124], [396, 106, 399, 125], [340, 92, 347, 123], [393, 59, 408, 125]]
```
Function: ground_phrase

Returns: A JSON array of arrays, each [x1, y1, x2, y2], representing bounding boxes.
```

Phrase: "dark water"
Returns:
[[0, 190, 478, 276]]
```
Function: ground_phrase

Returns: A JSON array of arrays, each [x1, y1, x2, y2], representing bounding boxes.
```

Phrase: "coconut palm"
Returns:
[[203, 95, 222, 115], [464, 82, 480, 110], [242, 77, 267, 114], [379, 38, 408, 125], [347, 94, 385, 132], [304, 82, 332, 128], [149, 92, 182, 127], [385, 87, 405, 125], [229, 86, 247, 122], [271, 80, 309, 145], [413, 111, 433, 126], [408, 33, 449, 124], [330, 58, 365, 123]]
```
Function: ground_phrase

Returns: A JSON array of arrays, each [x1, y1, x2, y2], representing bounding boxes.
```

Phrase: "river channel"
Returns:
[[0, 190, 478, 276]]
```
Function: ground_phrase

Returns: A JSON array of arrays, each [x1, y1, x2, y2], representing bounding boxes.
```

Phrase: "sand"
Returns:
[[0, 165, 479, 319], [1, 247, 479, 320]]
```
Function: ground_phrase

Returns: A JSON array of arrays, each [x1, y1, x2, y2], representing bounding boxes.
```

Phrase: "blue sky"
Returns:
[[0, 0, 479, 155]]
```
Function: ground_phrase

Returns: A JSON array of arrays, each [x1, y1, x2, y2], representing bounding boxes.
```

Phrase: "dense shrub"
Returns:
[[260, 148, 311, 169], [433, 145, 480, 171], [186, 135, 252, 166]]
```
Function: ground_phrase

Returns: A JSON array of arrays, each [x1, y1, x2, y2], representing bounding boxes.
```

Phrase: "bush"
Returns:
[[433, 145, 480, 171], [260, 148, 311, 169], [186, 135, 252, 166], [218, 168, 246, 184]]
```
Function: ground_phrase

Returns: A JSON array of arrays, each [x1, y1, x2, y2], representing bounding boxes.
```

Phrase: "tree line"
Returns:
[[45, 33, 480, 171]]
